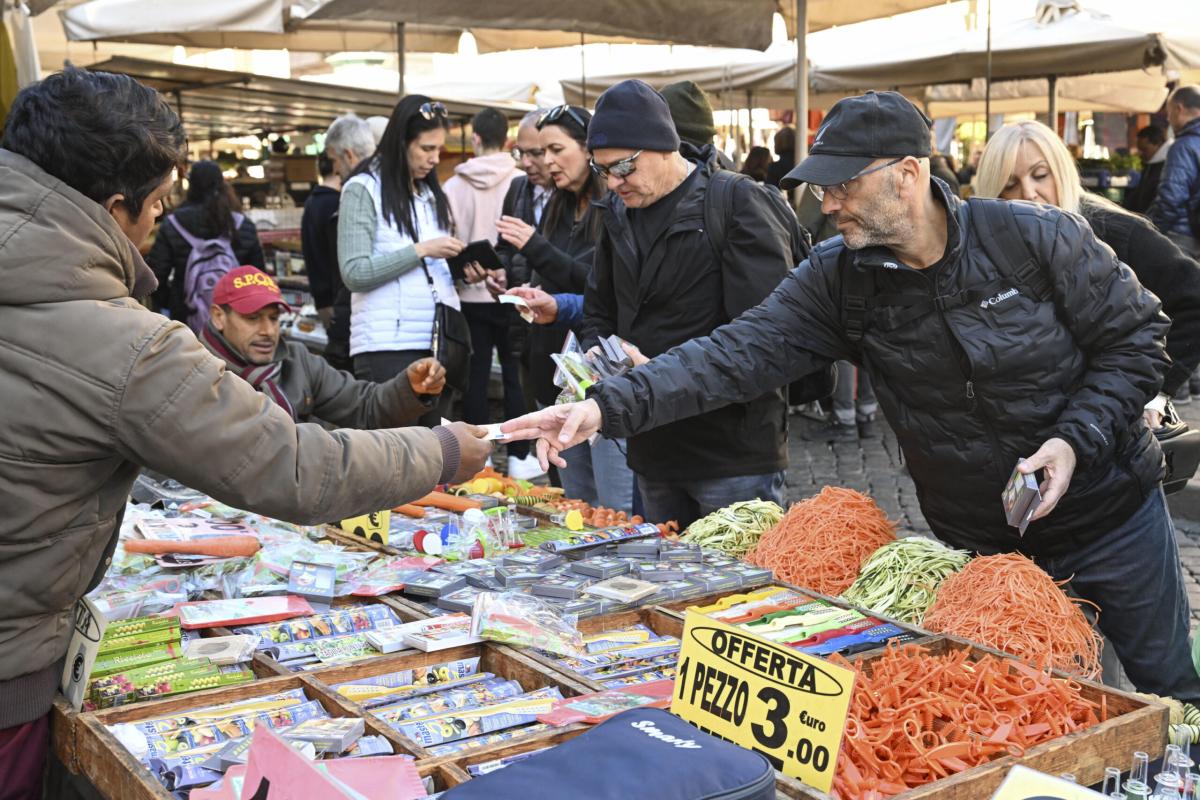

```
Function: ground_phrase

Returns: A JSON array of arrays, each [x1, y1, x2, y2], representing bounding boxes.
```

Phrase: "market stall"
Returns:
[[46, 465, 1185, 800]]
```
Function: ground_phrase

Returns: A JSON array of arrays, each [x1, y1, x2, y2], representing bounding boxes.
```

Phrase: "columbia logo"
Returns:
[[981, 287, 1019, 308]]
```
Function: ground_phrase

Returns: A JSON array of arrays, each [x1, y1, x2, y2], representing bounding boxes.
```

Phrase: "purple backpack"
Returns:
[[168, 212, 244, 333]]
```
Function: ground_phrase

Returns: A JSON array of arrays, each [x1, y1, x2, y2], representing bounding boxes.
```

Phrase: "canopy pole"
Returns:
[[396, 22, 406, 98], [173, 90, 183, 119], [794, 0, 808, 159], [580, 33, 587, 108], [1047, 75, 1058, 134], [984, 0, 992, 139], [747, 91, 755, 148]]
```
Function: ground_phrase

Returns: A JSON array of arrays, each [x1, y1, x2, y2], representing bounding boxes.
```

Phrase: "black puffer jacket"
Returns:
[[591, 182, 1169, 556], [583, 146, 800, 482]]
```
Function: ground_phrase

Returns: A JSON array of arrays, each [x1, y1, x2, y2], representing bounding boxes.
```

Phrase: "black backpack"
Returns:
[[703, 169, 835, 404]]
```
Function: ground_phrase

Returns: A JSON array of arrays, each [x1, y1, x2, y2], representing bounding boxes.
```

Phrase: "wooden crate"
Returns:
[[772, 636, 1167, 799], [72, 671, 436, 800], [306, 642, 595, 762]]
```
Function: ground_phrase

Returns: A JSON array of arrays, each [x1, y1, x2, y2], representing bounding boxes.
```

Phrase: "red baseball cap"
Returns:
[[211, 266, 293, 314]]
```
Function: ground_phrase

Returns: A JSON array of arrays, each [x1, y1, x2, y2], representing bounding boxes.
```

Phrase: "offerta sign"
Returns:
[[672, 611, 854, 792]]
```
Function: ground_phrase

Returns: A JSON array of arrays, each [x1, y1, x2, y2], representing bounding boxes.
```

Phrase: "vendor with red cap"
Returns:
[[201, 266, 445, 427]]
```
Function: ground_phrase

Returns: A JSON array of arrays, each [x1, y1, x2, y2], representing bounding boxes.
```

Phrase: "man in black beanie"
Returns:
[[576, 79, 807, 528]]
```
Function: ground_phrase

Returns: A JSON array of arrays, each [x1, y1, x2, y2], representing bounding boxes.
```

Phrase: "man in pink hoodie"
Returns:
[[445, 109, 541, 478]]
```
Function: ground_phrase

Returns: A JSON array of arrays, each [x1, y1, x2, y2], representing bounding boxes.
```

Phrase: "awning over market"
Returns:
[[85, 56, 534, 139]]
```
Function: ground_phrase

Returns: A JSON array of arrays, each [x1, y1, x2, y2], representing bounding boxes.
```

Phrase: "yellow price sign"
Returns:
[[339, 509, 390, 545], [672, 611, 855, 793]]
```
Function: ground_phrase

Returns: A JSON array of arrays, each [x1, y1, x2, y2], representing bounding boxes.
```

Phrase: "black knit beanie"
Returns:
[[660, 80, 718, 148], [587, 79, 681, 152]]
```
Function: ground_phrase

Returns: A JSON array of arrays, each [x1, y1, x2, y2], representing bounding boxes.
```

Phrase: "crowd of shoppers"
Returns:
[[5, 60, 1200, 797]]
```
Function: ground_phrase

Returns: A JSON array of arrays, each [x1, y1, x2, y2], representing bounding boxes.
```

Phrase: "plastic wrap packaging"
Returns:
[[470, 592, 583, 656]]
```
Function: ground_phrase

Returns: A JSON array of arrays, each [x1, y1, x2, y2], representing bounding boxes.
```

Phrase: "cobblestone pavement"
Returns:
[[785, 401, 1200, 626]]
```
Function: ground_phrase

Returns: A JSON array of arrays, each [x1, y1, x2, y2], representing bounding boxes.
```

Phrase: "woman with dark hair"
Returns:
[[740, 146, 772, 183], [147, 160, 265, 327], [338, 95, 466, 426], [493, 105, 635, 511]]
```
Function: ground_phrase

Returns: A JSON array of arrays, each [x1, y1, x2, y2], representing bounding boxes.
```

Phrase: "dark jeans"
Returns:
[[638, 470, 786, 529], [0, 713, 47, 800], [461, 303, 529, 459], [1035, 487, 1200, 704], [354, 350, 450, 428]]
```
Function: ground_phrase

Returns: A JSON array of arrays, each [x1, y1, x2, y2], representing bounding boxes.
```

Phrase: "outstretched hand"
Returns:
[[500, 399, 603, 471]]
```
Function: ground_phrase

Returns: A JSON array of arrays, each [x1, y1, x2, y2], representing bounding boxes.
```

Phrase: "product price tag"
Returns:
[[340, 510, 390, 545], [990, 765, 1106, 799], [672, 611, 854, 792]]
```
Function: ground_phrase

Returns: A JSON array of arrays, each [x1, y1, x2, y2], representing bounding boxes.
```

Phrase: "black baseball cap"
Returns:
[[780, 91, 932, 190]]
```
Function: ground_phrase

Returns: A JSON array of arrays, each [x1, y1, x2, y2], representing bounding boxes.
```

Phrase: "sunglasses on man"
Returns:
[[808, 157, 905, 201], [590, 150, 643, 180]]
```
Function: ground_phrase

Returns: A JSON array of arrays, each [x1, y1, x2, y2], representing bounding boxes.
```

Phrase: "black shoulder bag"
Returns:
[[421, 259, 473, 393]]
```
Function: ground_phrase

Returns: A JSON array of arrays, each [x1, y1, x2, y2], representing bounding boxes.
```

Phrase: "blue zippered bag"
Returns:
[[441, 707, 775, 799]]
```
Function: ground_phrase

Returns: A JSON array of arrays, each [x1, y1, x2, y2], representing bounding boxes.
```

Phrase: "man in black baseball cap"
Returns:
[[782, 90, 931, 189], [503, 89, 1200, 708]]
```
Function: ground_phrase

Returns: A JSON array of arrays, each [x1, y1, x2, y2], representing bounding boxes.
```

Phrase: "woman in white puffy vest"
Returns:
[[338, 95, 466, 426]]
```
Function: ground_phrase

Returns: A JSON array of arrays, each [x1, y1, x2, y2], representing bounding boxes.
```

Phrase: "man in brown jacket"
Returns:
[[202, 266, 447, 428], [0, 67, 491, 796]]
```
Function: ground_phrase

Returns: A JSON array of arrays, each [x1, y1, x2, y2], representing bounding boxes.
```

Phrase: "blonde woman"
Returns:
[[976, 120, 1200, 423]]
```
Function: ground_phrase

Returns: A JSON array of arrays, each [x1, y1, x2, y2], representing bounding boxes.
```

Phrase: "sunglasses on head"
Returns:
[[590, 150, 643, 180], [419, 101, 448, 121], [537, 104, 588, 131]]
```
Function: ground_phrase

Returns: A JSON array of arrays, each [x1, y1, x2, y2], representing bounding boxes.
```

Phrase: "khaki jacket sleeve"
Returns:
[[114, 320, 443, 525], [294, 343, 432, 430]]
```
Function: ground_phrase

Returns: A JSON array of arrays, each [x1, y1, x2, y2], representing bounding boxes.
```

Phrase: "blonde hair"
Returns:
[[974, 120, 1082, 213]]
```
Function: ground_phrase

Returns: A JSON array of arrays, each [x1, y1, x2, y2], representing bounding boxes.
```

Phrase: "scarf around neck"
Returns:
[[200, 322, 296, 420]]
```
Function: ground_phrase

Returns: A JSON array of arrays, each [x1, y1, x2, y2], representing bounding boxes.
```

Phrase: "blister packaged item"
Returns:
[[395, 687, 563, 747], [344, 735, 394, 758], [493, 565, 542, 588], [599, 667, 677, 689], [282, 717, 365, 753], [583, 576, 660, 604], [1003, 460, 1042, 536], [470, 592, 583, 656], [404, 616, 483, 651], [436, 586, 489, 614], [184, 636, 259, 666], [539, 523, 659, 555], [530, 574, 592, 600], [402, 572, 468, 599], [657, 542, 703, 563], [466, 748, 550, 776], [631, 562, 686, 582], [425, 722, 555, 757], [616, 540, 661, 559], [235, 604, 399, 645], [174, 596, 313, 630], [373, 679, 523, 726], [569, 557, 631, 580], [332, 658, 481, 705], [501, 551, 566, 573]]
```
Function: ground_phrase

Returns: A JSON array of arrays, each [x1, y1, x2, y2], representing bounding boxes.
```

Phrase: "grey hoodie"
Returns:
[[0, 149, 446, 726]]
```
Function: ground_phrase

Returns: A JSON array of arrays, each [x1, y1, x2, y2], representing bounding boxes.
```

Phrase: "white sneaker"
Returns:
[[508, 454, 546, 481]]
